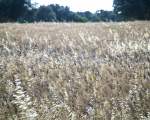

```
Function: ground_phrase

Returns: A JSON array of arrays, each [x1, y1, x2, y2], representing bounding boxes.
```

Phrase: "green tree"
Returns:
[[0, 0, 32, 22], [50, 4, 72, 22], [77, 11, 95, 21], [35, 5, 56, 22], [19, 8, 37, 23], [97, 10, 116, 21], [113, 0, 150, 20]]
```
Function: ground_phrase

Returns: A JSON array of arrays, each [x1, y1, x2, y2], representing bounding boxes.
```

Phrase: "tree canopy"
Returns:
[[0, 0, 150, 22], [113, 0, 150, 20], [0, 0, 32, 22], [0, 0, 116, 22]]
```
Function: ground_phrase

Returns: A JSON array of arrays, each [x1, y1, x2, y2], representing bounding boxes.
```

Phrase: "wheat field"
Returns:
[[0, 22, 150, 120]]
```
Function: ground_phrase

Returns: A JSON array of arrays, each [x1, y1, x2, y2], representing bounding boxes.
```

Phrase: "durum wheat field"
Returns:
[[0, 22, 150, 120]]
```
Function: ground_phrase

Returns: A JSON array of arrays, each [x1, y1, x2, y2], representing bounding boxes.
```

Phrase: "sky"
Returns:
[[33, 0, 113, 13]]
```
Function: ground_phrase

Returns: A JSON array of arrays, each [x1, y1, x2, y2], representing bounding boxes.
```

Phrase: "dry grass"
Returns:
[[0, 22, 150, 120]]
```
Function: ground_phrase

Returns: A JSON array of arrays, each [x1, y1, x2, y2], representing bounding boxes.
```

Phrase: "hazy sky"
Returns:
[[33, 0, 113, 12]]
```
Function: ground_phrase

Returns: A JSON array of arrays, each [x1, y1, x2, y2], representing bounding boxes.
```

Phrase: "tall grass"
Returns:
[[0, 22, 150, 120]]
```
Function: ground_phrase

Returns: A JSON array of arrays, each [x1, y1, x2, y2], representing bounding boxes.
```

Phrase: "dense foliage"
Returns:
[[18, 4, 117, 23], [113, 0, 150, 20], [0, 0, 32, 22], [0, 0, 116, 22], [0, 0, 150, 22]]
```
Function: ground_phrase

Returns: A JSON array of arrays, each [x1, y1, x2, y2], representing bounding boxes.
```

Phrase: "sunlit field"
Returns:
[[0, 22, 150, 120]]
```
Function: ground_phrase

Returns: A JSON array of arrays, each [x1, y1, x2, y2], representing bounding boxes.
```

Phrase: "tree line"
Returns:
[[114, 0, 150, 20], [0, 0, 150, 23]]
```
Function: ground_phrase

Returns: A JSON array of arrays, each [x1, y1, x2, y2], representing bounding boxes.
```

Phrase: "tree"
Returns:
[[49, 4, 72, 22], [72, 13, 88, 22], [0, 0, 32, 22], [0, 1, 119, 23], [35, 6, 56, 22], [77, 11, 95, 21], [113, 0, 150, 20], [19, 8, 37, 23], [143, 0, 150, 19]]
